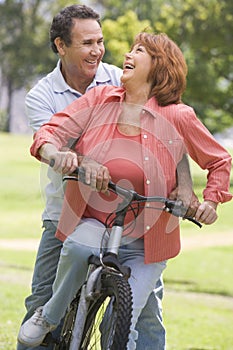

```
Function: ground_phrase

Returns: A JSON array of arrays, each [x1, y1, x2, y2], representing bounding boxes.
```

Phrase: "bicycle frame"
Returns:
[[50, 166, 201, 349], [68, 196, 133, 349]]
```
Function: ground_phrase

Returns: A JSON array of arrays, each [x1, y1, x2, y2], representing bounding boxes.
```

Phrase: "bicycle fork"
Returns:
[[69, 202, 128, 349], [69, 265, 102, 350]]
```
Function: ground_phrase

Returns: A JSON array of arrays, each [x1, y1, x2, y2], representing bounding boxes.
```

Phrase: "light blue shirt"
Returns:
[[26, 60, 122, 221]]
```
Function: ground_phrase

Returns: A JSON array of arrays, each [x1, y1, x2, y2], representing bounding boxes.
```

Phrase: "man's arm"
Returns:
[[169, 154, 200, 217]]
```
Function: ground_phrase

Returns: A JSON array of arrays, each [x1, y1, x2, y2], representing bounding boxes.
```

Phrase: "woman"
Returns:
[[18, 32, 232, 349]]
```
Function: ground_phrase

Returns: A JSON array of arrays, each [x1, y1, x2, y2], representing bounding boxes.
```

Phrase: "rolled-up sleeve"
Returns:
[[176, 106, 232, 204], [30, 86, 121, 161], [30, 105, 86, 161]]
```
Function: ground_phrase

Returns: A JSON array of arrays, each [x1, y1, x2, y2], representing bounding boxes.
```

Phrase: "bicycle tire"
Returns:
[[79, 273, 132, 350], [53, 293, 80, 350]]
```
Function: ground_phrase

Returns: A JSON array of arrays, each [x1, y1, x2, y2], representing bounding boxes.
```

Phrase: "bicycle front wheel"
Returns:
[[53, 293, 80, 350], [80, 273, 132, 350]]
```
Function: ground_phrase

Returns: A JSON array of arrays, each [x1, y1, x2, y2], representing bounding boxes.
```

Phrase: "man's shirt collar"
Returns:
[[52, 60, 112, 94]]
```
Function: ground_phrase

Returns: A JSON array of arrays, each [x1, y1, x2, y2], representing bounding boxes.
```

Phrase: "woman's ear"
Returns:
[[54, 37, 66, 56]]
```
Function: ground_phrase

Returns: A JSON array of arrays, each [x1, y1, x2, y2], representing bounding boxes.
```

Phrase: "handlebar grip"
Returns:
[[49, 160, 82, 177]]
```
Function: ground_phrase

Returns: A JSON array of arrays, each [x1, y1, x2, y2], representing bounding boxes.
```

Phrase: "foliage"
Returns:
[[0, 0, 233, 133], [93, 0, 164, 22], [96, 0, 233, 133], [0, 0, 77, 131], [0, 0, 77, 85], [102, 11, 151, 67], [154, 0, 233, 133]]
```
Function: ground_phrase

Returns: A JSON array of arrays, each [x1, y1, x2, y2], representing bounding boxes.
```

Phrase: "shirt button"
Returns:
[[146, 179, 150, 185], [144, 156, 149, 161], [146, 225, 151, 230], [169, 140, 173, 144], [143, 134, 148, 139], [146, 203, 150, 208]]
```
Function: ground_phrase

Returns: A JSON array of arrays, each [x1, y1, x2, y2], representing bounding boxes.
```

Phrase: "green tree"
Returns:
[[92, 0, 163, 22], [102, 11, 151, 67], [97, 0, 233, 133], [0, 0, 75, 132], [155, 0, 233, 133], [1, 0, 232, 133]]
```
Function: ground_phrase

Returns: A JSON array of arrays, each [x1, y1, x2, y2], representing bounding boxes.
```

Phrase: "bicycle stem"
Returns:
[[106, 200, 129, 255], [107, 225, 124, 255]]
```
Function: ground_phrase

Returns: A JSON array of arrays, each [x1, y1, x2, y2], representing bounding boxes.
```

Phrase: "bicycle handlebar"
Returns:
[[58, 165, 202, 228]]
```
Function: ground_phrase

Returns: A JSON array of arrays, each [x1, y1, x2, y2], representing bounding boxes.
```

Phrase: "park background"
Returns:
[[0, 0, 233, 349]]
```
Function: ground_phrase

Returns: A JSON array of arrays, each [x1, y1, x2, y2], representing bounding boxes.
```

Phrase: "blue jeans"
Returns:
[[118, 244, 167, 349], [17, 220, 166, 350], [135, 267, 165, 349]]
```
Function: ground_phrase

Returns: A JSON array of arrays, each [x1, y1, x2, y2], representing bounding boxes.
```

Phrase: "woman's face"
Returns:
[[121, 43, 153, 87]]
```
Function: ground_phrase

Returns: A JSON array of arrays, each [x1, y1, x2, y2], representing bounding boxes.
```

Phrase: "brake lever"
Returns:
[[164, 199, 202, 228], [183, 216, 202, 228]]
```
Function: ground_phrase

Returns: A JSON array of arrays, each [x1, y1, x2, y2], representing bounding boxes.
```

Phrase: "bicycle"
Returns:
[[43, 166, 201, 350]]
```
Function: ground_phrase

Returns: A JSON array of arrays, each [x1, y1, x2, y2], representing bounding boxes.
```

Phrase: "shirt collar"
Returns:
[[144, 98, 159, 119], [52, 60, 113, 94], [52, 61, 73, 94], [92, 62, 113, 84], [52, 60, 158, 119]]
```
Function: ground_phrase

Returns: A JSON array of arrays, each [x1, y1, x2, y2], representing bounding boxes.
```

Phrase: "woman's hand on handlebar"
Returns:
[[78, 156, 110, 193]]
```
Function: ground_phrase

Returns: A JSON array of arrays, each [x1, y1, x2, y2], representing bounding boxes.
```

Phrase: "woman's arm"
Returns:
[[176, 107, 232, 205], [174, 106, 232, 224]]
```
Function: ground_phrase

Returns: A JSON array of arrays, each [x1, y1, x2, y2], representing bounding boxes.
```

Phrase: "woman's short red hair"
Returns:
[[133, 32, 188, 106]]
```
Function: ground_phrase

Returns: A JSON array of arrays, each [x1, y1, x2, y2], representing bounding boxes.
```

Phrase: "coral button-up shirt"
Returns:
[[30, 85, 232, 263]]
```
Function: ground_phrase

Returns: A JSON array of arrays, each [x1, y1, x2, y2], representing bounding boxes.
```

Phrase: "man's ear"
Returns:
[[54, 37, 66, 56]]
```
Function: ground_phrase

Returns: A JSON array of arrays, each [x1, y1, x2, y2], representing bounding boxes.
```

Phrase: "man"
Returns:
[[17, 5, 167, 350]]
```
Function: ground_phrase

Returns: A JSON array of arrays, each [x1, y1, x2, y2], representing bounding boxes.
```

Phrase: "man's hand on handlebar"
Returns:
[[39, 143, 78, 174], [48, 151, 78, 174], [194, 200, 218, 225], [169, 187, 200, 218], [49, 151, 110, 194], [169, 186, 218, 225]]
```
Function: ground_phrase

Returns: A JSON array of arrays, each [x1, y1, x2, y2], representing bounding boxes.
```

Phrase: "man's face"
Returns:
[[61, 18, 105, 82]]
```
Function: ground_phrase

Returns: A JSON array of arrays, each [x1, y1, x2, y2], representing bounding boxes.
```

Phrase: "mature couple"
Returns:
[[17, 4, 232, 350]]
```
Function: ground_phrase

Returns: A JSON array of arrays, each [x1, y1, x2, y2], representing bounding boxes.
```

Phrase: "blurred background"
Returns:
[[0, 0, 232, 349], [0, 0, 233, 139]]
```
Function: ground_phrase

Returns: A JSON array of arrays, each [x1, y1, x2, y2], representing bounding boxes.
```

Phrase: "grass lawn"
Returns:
[[164, 245, 233, 349], [165, 289, 233, 350], [0, 132, 232, 349], [0, 249, 35, 350]]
